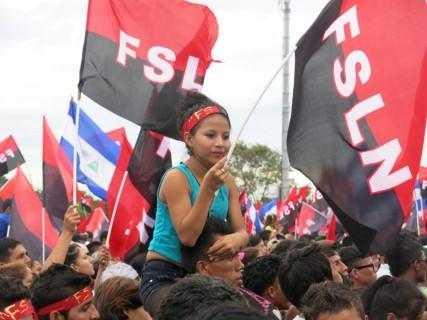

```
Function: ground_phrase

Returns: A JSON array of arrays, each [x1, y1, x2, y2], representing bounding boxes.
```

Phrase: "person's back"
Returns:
[[0, 199, 12, 239]]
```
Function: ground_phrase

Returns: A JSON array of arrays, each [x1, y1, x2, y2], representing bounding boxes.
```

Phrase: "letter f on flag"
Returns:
[[60, 99, 120, 200]]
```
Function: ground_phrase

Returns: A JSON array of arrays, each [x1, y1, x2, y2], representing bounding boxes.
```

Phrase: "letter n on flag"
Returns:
[[10, 167, 58, 260], [287, 0, 427, 253], [78, 0, 219, 140], [0, 135, 25, 176]]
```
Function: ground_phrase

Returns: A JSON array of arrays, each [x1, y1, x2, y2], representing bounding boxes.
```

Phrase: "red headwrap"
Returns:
[[180, 105, 221, 138], [0, 299, 37, 320], [37, 286, 93, 316]]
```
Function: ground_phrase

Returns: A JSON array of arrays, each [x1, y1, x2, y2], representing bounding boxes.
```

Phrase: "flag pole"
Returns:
[[105, 171, 128, 248], [73, 97, 82, 205], [227, 46, 297, 162], [42, 207, 46, 263], [414, 184, 422, 236]]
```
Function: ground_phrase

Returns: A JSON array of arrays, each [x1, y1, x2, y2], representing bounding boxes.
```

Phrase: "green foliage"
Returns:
[[228, 142, 281, 200]]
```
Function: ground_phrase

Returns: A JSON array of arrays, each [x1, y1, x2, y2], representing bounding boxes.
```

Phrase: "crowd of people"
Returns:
[[1, 92, 427, 319]]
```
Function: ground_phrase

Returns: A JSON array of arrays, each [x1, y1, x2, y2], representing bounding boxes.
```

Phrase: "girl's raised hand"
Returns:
[[202, 157, 229, 193]]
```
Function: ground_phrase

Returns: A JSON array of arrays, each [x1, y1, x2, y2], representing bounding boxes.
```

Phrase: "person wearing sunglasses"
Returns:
[[339, 245, 377, 297]]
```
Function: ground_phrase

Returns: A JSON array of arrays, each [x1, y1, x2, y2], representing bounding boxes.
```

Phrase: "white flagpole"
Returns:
[[42, 207, 46, 263], [105, 171, 128, 248], [227, 46, 297, 162], [73, 99, 82, 205]]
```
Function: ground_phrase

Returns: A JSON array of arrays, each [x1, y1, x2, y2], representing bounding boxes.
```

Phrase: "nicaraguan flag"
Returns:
[[258, 199, 278, 220], [60, 100, 120, 200]]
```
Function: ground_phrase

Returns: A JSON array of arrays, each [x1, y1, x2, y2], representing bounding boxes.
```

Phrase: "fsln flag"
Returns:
[[0, 135, 25, 176], [78, 0, 219, 140], [60, 100, 120, 200], [287, 0, 427, 254], [297, 202, 328, 238], [43, 117, 73, 230], [10, 167, 58, 260], [126, 130, 172, 257], [107, 131, 151, 260]]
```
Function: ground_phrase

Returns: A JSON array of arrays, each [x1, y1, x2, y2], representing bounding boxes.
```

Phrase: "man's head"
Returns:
[[182, 217, 244, 287], [317, 241, 348, 284], [339, 246, 377, 288], [301, 282, 365, 320], [0, 276, 36, 320], [386, 231, 427, 284], [31, 264, 99, 320], [243, 254, 288, 309], [278, 244, 333, 309], [157, 274, 246, 320], [0, 238, 31, 266]]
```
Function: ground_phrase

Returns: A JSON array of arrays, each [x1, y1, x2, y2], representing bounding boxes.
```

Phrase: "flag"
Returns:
[[287, 0, 427, 253], [124, 129, 172, 258], [296, 186, 309, 204], [77, 205, 108, 240], [246, 200, 263, 234], [297, 202, 328, 237], [107, 130, 154, 260], [277, 187, 299, 233], [327, 214, 337, 241], [0, 135, 25, 176], [258, 199, 278, 220], [0, 176, 15, 201], [78, 0, 219, 140], [60, 100, 120, 200], [10, 168, 58, 260], [43, 117, 73, 230]]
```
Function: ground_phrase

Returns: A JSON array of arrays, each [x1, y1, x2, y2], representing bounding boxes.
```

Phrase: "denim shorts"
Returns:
[[139, 259, 187, 305]]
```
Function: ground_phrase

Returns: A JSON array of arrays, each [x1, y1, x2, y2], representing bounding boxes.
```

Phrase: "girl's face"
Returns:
[[186, 114, 231, 167], [71, 246, 95, 276]]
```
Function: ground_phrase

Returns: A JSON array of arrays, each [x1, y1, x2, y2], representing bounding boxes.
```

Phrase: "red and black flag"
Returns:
[[126, 130, 172, 257], [297, 202, 328, 238], [10, 167, 58, 260], [43, 117, 73, 231], [78, 0, 218, 140], [0, 135, 25, 176], [287, 0, 427, 253]]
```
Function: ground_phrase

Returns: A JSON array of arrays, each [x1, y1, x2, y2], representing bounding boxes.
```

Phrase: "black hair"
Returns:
[[100, 231, 108, 242], [362, 276, 425, 320], [0, 238, 22, 263], [316, 241, 338, 258], [278, 244, 333, 309], [241, 247, 260, 267], [258, 230, 271, 243], [192, 303, 266, 320], [271, 239, 296, 258], [157, 274, 246, 320], [338, 245, 366, 270], [0, 276, 31, 309], [386, 231, 423, 277], [86, 241, 102, 255], [2, 198, 12, 211], [181, 217, 233, 273], [177, 91, 230, 138], [248, 234, 263, 247], [31, 264, 92, 319], [243, 255, 281, 296], [64, 243, 81, 266], [301, 282, 364, 320]]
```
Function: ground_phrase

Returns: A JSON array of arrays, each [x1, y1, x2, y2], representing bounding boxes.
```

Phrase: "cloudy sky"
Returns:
[[1, 0, 425, 190]]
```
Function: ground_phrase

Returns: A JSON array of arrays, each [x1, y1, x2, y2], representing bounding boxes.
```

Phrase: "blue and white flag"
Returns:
[[258, 199, 277, 220], [60, 100, 120, 200]]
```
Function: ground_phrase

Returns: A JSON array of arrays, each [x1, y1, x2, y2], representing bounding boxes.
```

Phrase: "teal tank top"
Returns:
[[148, 162, 229, 264]]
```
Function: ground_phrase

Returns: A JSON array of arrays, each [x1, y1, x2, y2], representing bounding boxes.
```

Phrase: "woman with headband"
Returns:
[[140, 91, 248, 317]]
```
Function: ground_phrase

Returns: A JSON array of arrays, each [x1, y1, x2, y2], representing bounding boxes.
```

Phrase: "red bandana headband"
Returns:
[[181, 105, 221, 138], [37, 286, 93, 316], [0, 299, 37, 320]]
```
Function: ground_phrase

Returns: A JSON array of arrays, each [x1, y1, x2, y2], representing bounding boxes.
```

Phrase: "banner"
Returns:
[[288, 0, 427, 253], [0, 135, 25, 176], [78, 0, 218, 140]]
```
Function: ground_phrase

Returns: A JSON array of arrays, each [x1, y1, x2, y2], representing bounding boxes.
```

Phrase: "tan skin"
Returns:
[[147, 114, 247, 263]]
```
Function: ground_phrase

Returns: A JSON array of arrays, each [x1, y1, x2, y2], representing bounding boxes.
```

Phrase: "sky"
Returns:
[[1, 0, 426, 191]]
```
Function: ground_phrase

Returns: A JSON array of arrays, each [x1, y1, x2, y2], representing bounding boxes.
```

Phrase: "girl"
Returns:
[[140, 92, 248, 316]]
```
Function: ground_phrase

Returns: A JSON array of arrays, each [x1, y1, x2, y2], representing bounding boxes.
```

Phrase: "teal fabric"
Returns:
[[148, 162, 229, 264]]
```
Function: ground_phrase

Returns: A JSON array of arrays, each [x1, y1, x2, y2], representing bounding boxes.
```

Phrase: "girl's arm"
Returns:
[[163, 158, 229, 247], [207, 175, 249, 259]]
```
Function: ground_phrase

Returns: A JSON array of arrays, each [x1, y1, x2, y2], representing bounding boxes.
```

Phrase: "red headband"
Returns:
[[0, 299, 37, 320], [37, 287, 93, 316], [181, 105, 221, 138]]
